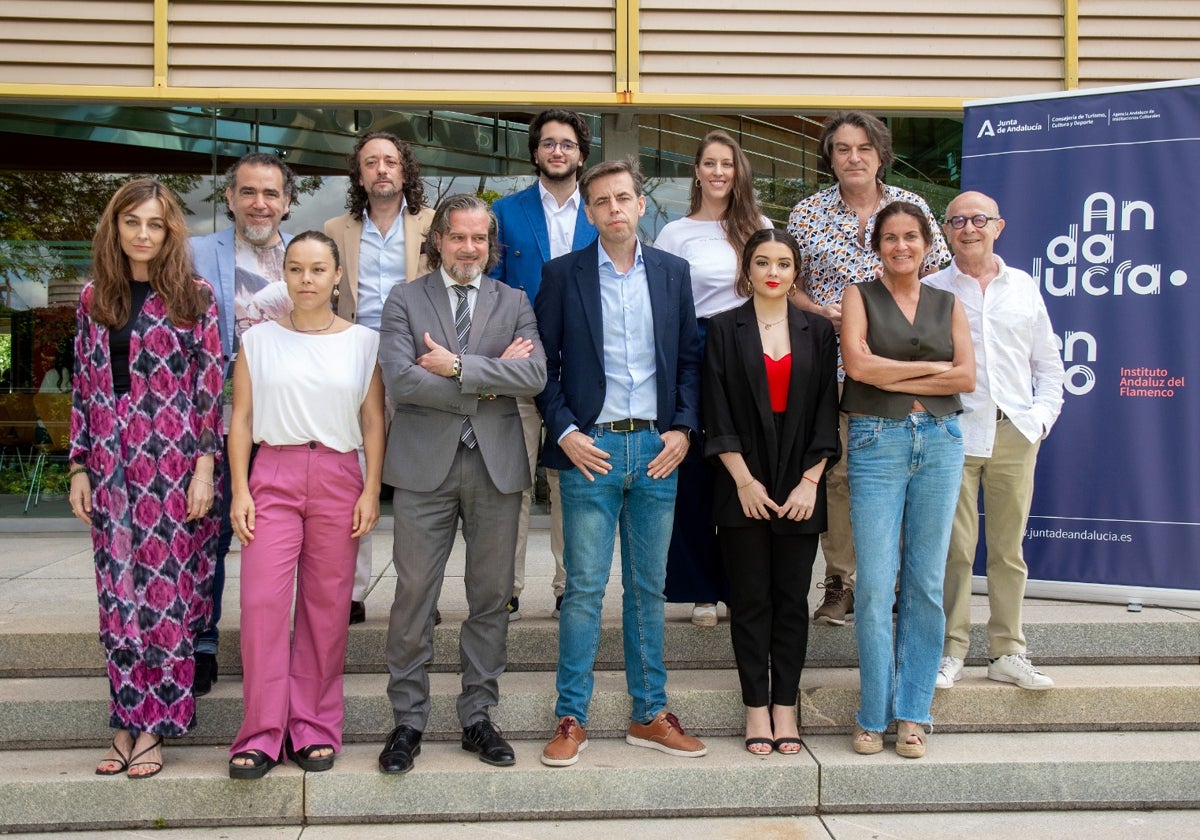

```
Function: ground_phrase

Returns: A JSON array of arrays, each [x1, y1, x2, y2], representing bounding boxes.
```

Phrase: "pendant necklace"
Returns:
[[289, 312, 336, 334]]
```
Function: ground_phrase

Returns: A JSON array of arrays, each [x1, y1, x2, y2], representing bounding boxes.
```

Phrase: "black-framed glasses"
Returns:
[[538, 139, 579, 152], [945, 214, 1000, 229]]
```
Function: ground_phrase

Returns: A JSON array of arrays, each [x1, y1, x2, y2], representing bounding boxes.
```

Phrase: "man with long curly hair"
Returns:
[[325, 131, 434, 624]]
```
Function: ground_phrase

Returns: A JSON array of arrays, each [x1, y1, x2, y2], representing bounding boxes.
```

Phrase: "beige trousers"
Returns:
[[943, 418, 1041, 659], [820, 407, 856, 586], [514, 396, 566, 599]]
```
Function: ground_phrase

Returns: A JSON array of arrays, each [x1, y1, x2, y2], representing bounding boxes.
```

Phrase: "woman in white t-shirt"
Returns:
[[654, 130, 773, 628], [226, 230, 385, 779]]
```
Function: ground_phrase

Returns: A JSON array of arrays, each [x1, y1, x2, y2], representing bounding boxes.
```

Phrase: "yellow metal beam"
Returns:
[[0, 82, 967, 114], [1063, 0, 1080, 90], [615, 0, 629, 96], [153, 0, 169, 89], [626, 0, 641, 97], [0, 83, 630, 108]]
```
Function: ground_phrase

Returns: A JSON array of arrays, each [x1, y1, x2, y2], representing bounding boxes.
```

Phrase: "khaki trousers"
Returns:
[[943, 418, 1041, 659], [514, 396, 566, 599], [819, 406, 856, 586]]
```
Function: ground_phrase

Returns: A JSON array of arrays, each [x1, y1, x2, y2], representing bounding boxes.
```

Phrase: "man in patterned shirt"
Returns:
[[787, 111, 950, 626]]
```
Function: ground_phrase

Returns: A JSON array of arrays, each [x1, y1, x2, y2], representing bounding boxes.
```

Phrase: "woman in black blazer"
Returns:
[[703, 228, 840, 755]]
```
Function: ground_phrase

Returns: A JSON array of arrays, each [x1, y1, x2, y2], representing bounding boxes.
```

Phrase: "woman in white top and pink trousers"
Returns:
[[226, 230, 386, 779]]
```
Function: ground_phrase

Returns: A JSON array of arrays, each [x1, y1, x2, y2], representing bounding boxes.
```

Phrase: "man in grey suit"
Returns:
[[377, 194, 547, 774]]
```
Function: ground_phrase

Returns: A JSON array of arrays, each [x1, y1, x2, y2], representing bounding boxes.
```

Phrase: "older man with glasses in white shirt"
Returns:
[[924, 190, 1065, 691]]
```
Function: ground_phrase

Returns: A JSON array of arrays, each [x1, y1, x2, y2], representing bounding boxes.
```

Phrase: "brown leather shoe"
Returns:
[[540, 716, 588, 767], [813, 575, 854, 625], [626, 710, 707, 757]]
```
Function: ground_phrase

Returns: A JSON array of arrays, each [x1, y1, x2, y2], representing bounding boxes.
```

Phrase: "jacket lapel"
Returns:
[[469, 277, 498, 350], [735, 301, 778, 463], [521, 187, 552, 263], [574, 259, 603, 369], [422, 272, 459, 352]]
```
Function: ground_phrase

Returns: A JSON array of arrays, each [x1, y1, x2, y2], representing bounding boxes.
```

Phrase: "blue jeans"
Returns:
[[555, 427, 677, 726], [847, 412, 963, 732]]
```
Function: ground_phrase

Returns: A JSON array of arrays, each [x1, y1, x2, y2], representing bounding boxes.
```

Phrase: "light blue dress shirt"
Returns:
[[596, 240, 657, 424], [355, 206, 408, 331]]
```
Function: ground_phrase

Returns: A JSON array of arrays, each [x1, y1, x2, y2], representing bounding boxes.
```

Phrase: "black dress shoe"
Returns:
[[349, 600, 366, 625], [193, 652, 217, 697], [462, 718, 516, 767], [379, 724, 422, 774]]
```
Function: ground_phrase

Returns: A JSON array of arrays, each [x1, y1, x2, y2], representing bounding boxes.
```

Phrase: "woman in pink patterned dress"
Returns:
[[68, 179, 224, 779]]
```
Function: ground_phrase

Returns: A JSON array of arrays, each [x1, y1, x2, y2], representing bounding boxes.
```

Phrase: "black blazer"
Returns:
[[703, 299, 840, 534]]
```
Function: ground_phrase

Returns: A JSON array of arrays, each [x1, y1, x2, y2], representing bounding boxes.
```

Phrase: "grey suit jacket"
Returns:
[[323, 207, 435, 322], [379, 270, 547, 494]]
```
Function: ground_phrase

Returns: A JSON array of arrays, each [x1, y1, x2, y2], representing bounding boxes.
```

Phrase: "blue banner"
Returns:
[[962, 80, 1200, 595]]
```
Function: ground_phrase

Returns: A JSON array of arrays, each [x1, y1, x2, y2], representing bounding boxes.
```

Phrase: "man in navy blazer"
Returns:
[[490, 109, 599, 622], [535, 158, 706, 768], [189, 152, 297, 696]]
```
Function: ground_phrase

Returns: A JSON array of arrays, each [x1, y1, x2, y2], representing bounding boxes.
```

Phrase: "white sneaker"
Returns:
[[935, 655, 963, 689], [987, 653, 1054, 690], [691, 604, 718, 627]]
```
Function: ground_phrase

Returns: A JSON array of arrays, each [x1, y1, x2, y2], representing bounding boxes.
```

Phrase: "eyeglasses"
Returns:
[[539, 139, 579, 153], [944, 214, 1000, 230]]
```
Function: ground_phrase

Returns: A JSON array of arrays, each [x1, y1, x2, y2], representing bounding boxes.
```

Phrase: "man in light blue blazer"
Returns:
[[189, 152, 297, 696], [489, 109, 598, 621]]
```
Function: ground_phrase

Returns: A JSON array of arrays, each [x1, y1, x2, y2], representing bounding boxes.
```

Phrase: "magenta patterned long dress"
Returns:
[[69, 279, 225, 736]]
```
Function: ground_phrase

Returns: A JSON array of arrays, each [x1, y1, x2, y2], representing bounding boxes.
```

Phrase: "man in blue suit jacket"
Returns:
[[535, 159, 706, 768], [490, 109, 598, 621], [189, 152, 296, 695]]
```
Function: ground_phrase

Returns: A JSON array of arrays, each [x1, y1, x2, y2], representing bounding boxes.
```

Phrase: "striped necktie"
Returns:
[[453, 285, 477, 449]]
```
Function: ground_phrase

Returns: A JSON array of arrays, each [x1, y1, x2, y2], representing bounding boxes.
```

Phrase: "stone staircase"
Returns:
[[1, 530, 1199, 833]]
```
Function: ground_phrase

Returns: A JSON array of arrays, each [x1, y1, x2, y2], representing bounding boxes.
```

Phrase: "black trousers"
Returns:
[[719, 525, 818, 707]]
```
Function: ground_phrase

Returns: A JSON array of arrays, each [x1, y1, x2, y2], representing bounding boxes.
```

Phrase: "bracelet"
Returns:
[[67, 467, 89, 480], [802, 474, 820, 485], [191, 476, 214, 486], [736, 478, 755, 489]]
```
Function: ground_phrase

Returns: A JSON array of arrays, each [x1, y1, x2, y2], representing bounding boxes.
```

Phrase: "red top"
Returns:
[[764, 353, 791, 412]]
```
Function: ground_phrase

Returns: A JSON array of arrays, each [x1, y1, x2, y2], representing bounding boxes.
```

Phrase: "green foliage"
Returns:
[[0, 461, 70, 495], [0, 172, 203, 289]]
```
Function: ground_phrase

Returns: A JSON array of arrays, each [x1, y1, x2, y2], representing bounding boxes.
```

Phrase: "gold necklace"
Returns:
[[757, 314, 787, 330], [289, 312, 336, 334]]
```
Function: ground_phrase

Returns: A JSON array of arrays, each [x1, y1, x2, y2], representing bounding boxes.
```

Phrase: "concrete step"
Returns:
[[4, 664, 1198, 750], [2, 732, 1198, 833], [8, 812, 1200, 840], [3, 605, 1198, 678]]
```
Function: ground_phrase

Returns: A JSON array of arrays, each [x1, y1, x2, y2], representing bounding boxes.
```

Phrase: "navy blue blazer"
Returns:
[[490, 183, 598, 305], [534, 240, 702, 472]]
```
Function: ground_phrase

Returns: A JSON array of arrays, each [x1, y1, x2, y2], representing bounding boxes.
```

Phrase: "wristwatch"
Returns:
[[451, 355, 463, 382], [671, 425, 696, 445]]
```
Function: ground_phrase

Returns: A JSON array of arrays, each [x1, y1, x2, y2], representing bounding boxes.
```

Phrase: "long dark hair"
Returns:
[[688, 130, 763, 261], [89, 178, 206, 328], [345, 131, 427, 221]]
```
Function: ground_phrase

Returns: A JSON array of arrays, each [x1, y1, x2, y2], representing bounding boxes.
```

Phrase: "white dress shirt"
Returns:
[[538, 182, 581, 260], [924, 255, 1065, 457]]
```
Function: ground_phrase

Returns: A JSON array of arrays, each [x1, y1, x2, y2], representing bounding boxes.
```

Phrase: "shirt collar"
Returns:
[[363, 198, 408, 235], [441, 268, 479, 291], [951, 253, 1009, 282], [538, 181, 580, 213], [597, 238, 644, 272]]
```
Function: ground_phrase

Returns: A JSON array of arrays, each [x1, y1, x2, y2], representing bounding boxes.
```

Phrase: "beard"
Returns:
[[446, 261, 482, 284], [238, 221, 277, 246], [536, 162, 580, 184], [369, 181, 400, 201]]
